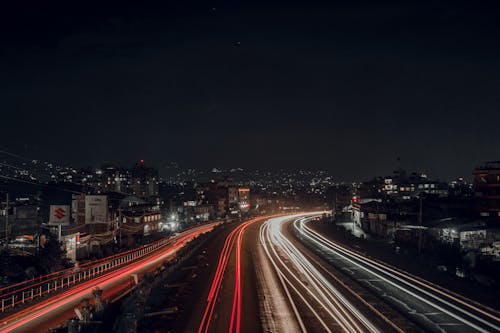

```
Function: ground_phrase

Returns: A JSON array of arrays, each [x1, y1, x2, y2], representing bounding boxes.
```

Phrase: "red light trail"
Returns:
[[197, 215, 281, 333], [0, 223, 220, 333], [229, 221, 248, 333]]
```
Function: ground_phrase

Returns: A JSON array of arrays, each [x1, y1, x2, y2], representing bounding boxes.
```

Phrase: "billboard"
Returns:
[[85, 195, 108, 224], [49, 205, 70, 225], [15, 206, 38, 220]]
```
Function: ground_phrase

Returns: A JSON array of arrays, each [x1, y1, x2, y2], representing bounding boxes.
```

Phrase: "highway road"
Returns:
[[293, 216, 500, 333], [4, 214, 500, 333], [192, 213, 406, 333], [257, 214, 405, 333], [0, 222, 221, 333], [194, 216, 271, 333]]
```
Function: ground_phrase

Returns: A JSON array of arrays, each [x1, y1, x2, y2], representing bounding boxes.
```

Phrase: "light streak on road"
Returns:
[[260, 215, 381, 333], [0, 223, 223, 313], [295, 217, 500, 333], [229, 221, 250, 333], [198, 216, 272, 333], [0, 223, 220, 333], [198, 222, 240, 333]]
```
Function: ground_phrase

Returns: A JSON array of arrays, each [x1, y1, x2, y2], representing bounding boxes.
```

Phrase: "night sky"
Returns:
[[1, 0, 499, 180]]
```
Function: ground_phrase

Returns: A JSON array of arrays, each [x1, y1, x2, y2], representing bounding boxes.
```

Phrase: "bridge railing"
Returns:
[[0, 232, 179, 313]]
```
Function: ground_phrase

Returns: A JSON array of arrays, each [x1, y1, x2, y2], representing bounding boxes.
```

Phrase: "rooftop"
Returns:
[[475, 161, 500, 170]]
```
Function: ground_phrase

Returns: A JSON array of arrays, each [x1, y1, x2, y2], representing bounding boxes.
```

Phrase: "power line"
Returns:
[[0, 150, 33, 162], [0, 149, 141, 197], [0, 175, 84, 194], [0, 162, 29, 172], [0, 150, 64, 179]]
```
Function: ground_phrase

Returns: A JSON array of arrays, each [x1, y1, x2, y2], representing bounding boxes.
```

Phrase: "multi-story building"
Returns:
[[121, 208, 162, 236], [357, 170, 448, 201], [131, 161, 159, 198], [473, 161, 500, 220], [326, 184, 352, 214], [191, 181, 251, 218], [101, 165, 131, 193], [12, 204, 39, 236], [228, 186, 239, 209], [238, 188, 250, 212]]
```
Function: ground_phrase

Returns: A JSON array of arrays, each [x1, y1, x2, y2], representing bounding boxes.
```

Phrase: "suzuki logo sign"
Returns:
[[54, 207, 66, 219], [49, 205, 70, 225]]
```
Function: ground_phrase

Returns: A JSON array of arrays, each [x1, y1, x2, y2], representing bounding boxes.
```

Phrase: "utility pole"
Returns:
[[119, 208, 123, 246], [334, 193, 338, 222], [418, 195, 423, 254], [5, 193, 9, 241]]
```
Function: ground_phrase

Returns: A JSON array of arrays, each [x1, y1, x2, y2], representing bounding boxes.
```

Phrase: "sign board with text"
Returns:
[[85, 195, 108, 224]]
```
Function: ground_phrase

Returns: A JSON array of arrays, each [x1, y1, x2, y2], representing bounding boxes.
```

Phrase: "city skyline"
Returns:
[[1, 2, 499, 330], [0, 148, 482, 184]]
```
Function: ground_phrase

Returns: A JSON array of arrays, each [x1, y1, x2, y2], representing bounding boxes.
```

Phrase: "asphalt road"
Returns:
[[190, 213, 414, 333], [294, 216, 500, 333], [6, 214, 498, 333], [257, 214, 410, 333], [190, 216, 267, 333]]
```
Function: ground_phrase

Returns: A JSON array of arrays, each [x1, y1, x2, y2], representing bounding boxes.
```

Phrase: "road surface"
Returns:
[[257, 214, 405, 333], [194, 216, 270, 333], [5, 214, 500, 333], [294, 216, 500, 333], [192, 213, 407, 333]]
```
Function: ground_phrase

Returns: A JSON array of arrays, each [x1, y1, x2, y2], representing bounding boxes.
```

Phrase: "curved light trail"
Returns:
[[198, 216, 272, 333], [260, 215, 382, 333], [295, 217, 500, 333]]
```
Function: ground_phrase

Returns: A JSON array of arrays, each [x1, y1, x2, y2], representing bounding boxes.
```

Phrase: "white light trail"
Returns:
[[260, 215, 380, 333], [295, 218, 500, 333]]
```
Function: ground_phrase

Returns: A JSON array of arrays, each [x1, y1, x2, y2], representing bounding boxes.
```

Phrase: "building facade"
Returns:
[[473, 161, 500, 220], [131, 161, 159, 198]]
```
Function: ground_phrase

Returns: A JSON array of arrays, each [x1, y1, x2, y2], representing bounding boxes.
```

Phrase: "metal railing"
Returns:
[[0, 230, 189, 313]]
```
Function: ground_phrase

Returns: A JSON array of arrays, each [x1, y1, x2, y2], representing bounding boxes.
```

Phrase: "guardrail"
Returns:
[[0, 223, 220, 314]]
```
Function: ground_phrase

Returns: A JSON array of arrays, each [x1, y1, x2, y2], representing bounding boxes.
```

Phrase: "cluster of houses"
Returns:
[[332, 163, 500, 261]]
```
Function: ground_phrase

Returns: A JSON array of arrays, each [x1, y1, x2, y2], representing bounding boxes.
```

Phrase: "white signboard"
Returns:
[[85, 195, 108, 224], [49, 205, 70, 225]]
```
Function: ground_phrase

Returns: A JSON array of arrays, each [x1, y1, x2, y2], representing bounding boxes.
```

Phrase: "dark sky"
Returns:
[[1, 0, 499, 180]]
